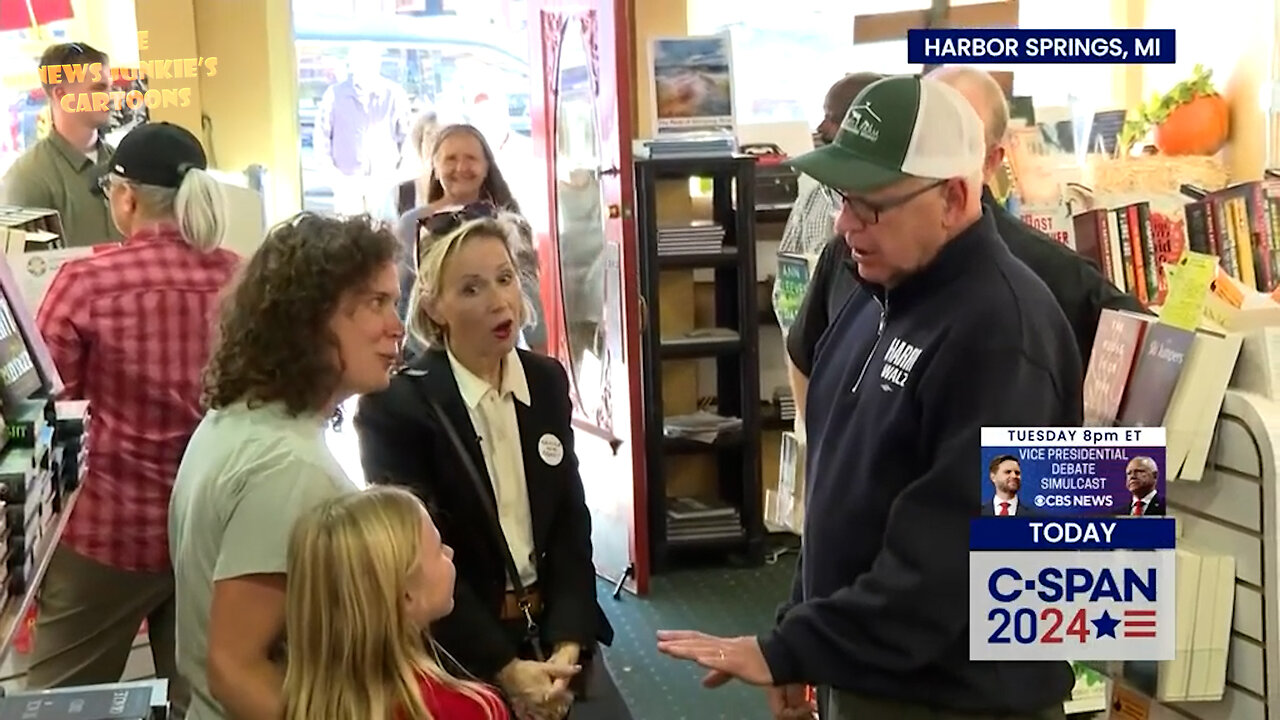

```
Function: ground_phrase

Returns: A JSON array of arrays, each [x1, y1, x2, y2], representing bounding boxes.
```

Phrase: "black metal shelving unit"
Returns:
[[635, 154, 764, 572]]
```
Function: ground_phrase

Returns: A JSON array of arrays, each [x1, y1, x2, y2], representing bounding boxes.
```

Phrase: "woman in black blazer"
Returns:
[[355, 205, 627, 720]]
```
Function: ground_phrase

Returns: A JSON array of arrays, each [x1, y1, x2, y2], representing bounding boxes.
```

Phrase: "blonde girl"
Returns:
[[282, 485, 510, 720]]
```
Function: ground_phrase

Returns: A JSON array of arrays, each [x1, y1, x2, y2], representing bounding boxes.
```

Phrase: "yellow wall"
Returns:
[[133, 0, 301, 224], [130, 0, 202, 134], [1109, 0, 1144, 110], [1222, 31, 1271, 182]]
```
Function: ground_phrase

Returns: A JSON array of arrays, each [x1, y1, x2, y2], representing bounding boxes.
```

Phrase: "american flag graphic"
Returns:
[[1122, 609, 1158, 638]]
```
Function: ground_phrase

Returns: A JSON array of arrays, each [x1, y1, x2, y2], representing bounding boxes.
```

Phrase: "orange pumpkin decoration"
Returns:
[[1154, 93, 1230, 156]]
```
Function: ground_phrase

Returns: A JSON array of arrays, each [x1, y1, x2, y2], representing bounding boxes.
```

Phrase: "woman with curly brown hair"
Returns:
[[168, 212, 405, 720]]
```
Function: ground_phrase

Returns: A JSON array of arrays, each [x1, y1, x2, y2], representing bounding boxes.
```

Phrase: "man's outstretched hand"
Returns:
[[655, 630, 774, 686]]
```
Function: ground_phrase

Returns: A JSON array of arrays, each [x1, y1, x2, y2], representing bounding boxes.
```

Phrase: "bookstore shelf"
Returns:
[[0, 486, 78, 665], [636, 155, 764, 571], [642, 156, 754, 181], [655, 247, 740, 269], [657, 334, 743, 358], [755, 205, 792, 224], [662, 430, 745, 455], [1083, 389, 1280, 719]]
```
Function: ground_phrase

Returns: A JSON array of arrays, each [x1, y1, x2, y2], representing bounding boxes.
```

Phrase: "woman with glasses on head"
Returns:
[[283, 485, 511, 720], [356, 208, 630, 720], [394, 123, 546, 354]]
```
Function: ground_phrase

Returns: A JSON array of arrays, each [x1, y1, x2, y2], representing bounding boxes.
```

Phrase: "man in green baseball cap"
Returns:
[[655, 74, 1081, 720], [787, 73, 989, 289]]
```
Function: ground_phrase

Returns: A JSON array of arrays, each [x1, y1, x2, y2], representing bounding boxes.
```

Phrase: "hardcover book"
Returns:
[[1116, 322, 1196, 427], [1082, 309, 1148, 426], [0, 685, 154, 719], [773, 252, 812, 333]]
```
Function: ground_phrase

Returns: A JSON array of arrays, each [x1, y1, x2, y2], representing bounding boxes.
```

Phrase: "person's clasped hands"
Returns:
[[496, 642, 582, 720]]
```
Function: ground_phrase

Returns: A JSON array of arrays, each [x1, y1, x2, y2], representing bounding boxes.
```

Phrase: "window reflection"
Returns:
[[553, 17, 609, 425], [0, 23, 74, 178], [686, 0, 1118, 127]]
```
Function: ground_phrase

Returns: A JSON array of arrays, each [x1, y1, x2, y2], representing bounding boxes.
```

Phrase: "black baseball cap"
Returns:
[[91, 122, 208, 197]]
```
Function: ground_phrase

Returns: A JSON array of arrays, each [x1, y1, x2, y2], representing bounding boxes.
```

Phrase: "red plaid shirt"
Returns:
[[37, 226, 239, 572]]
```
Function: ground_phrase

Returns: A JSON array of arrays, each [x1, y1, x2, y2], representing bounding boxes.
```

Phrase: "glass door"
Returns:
[[530, 0, 649, 593]]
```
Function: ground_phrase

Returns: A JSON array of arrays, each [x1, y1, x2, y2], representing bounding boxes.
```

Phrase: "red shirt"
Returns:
[[408, 672, 509, 720], [36, 226, 239, 572]]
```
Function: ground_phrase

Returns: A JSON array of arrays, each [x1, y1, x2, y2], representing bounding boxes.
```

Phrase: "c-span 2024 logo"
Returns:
[[972, 425, 1174, 661], [969, 518, 1175, 661]]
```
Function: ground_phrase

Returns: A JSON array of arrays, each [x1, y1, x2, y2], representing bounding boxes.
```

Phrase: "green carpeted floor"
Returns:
[[597, 549, 797, 720]]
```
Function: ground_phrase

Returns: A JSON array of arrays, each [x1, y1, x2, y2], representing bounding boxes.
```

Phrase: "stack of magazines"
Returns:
[[642, 134, 735, 159], [666, 496, 744, 544], [772, 386, 795, 422], [663, 411, 742, 444], [656, 222, 725, 257]]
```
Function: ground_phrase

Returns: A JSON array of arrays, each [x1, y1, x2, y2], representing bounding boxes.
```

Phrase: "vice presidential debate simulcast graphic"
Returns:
[[971, 427, 1176, 662], [980, 427, 1167, 517]]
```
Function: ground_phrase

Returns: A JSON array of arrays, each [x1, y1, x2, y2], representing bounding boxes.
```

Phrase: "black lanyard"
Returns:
[[417, 384, 545, 660]]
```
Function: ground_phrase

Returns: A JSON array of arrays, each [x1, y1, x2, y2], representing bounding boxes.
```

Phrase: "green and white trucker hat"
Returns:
[[788, 74, 985, 194]]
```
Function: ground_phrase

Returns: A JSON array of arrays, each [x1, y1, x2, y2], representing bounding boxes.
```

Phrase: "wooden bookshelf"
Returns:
[[635, 155, 765, 571]]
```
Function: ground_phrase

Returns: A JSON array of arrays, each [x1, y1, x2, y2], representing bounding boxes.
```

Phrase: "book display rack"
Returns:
[[999, 79, 1280, 720], [0, 251, 88, 674], [1081, 389, 1280, 720], [634, 154, 765, 571]]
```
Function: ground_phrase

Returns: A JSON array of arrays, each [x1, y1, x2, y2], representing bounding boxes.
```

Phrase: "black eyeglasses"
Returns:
[[415, 201, 499, 266], [823, 179, 947, 226], [92, 173, 126, 198]]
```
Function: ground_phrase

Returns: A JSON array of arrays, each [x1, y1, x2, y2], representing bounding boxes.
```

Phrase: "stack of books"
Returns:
[[666, 496, 744, 544], [1, 406, 57, 596], [663, 411, 742, 444], [772, 386, 795, 422], [0, 206, 63, 236], [656, 222, 724, 257], [1068, 174, 1280, 307], [642, 134, 736, 159], [1089, 545, 1237, 705]]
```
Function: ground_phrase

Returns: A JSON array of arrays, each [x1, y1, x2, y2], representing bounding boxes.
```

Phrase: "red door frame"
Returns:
[[528, 0, 651, 594]]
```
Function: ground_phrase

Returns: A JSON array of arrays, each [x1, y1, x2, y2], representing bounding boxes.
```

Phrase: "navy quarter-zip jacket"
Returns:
[[758, 210, 1083, 714]]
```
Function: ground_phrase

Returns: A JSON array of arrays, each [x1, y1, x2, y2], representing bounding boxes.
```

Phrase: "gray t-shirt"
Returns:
[[168, 402, 357, 720]]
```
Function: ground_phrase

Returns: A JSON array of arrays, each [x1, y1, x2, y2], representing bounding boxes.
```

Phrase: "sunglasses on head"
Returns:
[[415, 201, 499, 267]]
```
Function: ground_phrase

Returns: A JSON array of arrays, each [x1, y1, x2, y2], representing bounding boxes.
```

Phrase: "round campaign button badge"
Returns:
[[538, 433, 564, 466]]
